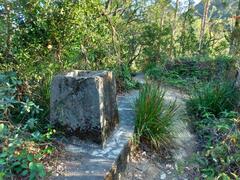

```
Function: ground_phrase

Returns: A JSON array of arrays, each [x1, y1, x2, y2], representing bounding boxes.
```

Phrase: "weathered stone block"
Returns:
[[50, 70, 119, 144]]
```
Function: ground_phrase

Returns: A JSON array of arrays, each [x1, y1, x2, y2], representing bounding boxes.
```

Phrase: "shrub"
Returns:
[[115, 64, 138, 92], [134, 83, 177, 150], [187, 81, 240, 118], [0, 72, 57, 179], [145, 65, 164, 81], [0, 124, 56, 179], [0, 72, 42, 125], [214, 56, 237, 81], [191, 111, 240, 179], [186, 79, 240, 178]]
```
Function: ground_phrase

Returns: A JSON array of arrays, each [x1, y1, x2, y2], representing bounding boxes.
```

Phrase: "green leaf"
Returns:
[[217, 173, 231, 180], [12, 161, 21, 167], [15, 166, 23, 173], [29, 162, 46, 178], [27, 154, 34, 162], [0, 124, 5, 134], [29, 172, 36, 180], [0, 172, 5, 180], [0, 152, 7, 158], [29, 162, 36, 171], [0, 159, 6, 165], [201, 168, 215, 178], [36, 163, 46, 177], [21, 169, 29, 176]]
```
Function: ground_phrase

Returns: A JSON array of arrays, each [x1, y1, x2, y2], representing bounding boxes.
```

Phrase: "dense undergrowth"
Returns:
[[145, 56, 237, 93], [181, 60, 240, 179], [187, 81, 240, 118], [115, 65, 139, 92], [0, 72, 58, 179], [187, 81, 240, 179]]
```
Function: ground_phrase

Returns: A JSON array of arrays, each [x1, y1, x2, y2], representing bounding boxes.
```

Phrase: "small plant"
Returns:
[[134, 83, 177, 150], [214, 56, 237, 81], [0, 72, 42, 125], [145, 65, 164, 81], [115, 64, 139, 92], [187, 81, 240, 118]]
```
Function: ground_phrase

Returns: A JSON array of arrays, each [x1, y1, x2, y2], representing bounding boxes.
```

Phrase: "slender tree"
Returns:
[[199, 0, 210, 54], [3, 1, 13, 61], [178, 0, 197, 56], [230, 0, 240, 55], [170, 0, 179, 59]]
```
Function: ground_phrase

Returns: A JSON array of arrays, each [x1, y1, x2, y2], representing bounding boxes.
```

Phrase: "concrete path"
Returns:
[[50, 91, 138, 179], [122, 74, 197, 180]]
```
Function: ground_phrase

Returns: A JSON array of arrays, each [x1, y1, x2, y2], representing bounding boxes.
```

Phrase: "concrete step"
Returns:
[[50, 90, 138, 180]]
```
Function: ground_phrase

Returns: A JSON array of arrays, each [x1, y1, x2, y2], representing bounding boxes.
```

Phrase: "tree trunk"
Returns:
[[198, 0, 210, 54], [170, 0, 179, 60], [230, 0, 240, 55], [3, 2, 12, 60]]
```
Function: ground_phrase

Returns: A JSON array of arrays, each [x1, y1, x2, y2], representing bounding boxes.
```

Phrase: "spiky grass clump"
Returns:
[[134, 83, 177, 150], [187, 81, 240, 118]]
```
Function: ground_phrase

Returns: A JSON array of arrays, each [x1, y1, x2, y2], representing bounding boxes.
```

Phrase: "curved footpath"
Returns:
[[122, 74, 197, 180]]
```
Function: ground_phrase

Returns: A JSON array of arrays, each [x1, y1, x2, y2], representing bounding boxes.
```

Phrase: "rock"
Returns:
[[50, 70, 119, 144]]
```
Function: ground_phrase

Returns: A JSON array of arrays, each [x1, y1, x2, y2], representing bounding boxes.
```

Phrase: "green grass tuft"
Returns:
[[187, 81, 240, 118], [134, 83, 177, 150]]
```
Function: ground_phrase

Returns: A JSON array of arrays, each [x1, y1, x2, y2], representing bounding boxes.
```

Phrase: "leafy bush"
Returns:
[[214, 56, 237, 81], [115, 64, 139, 92], [0, 72, 42, 125], [187, 81, 240, 118], [0, 124, 56, 179], [145, 65, 164, 81], [134, 83, 177, 150], [144, 59, 214, 92], [190, 111, 240, 179], [186, 79, 240, 178], [145, 56, 238, 93], [0, 72, 57, 179]]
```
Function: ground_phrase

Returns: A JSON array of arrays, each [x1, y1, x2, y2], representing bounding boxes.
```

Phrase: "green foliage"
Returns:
[[0, 123, 55, 179], [190, 111, 240, 178], [187, 81, 240, 118], [0, 72, 42, 125], [144, 56, 237, 93], [134, 83, 177, 150], [144, 58, 214, 92], [145, 63, 164, 81], [140, 23, 171, 63], [115, 64, 139, 92], [0, 72, 56, 178], [178, 6, 198, 56], [214, 56, 237, 80], [186, 78, 240, 178], [29, 162, 46, 180]]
